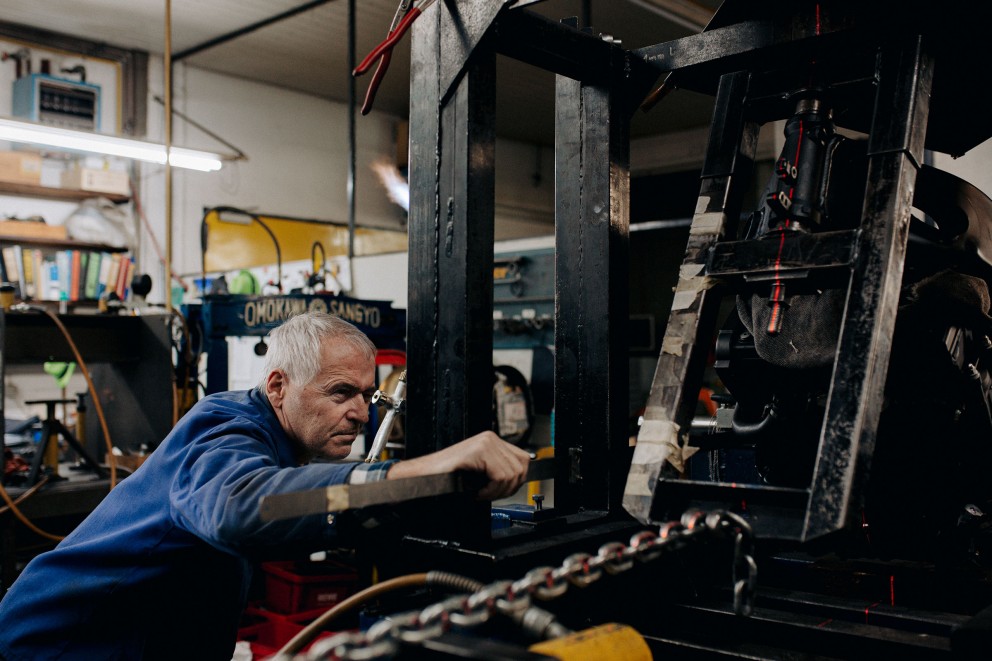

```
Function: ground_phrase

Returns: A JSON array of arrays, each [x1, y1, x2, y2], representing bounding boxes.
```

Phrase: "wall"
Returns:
[[0, 38, 126, 228], [139, 58, 405, 296], [934, 142, 992, 203], [137, 58, 560, 303]]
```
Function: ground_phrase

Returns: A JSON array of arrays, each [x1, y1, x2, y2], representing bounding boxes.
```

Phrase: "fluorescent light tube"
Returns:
[[0, 116, 223, 172]]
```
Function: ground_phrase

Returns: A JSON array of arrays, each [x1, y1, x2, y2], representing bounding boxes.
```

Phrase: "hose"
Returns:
[[0, 477, 62, 541], [32, 307, 117, 488], [275, 571, 485, 658], [0, 307, 118, 542], [170, 308, 194, 425]]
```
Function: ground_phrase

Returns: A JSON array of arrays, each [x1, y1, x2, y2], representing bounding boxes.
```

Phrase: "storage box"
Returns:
[[237, 604, 337, 657], [262, 559, 358, 614], [0, 151, 43, 185], [61, 167, 130, 195], [0, 219, 67, 240]]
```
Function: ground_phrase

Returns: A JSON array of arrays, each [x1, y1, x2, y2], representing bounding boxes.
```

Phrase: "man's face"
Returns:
[[272, 337, 376, 460]]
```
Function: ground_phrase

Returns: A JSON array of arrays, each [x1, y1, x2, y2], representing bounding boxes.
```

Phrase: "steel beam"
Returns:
[[624, 70, 759, 524], [406, 3, 496, 452], [553, 69, 631, 513], [804, 35, 933, 540]]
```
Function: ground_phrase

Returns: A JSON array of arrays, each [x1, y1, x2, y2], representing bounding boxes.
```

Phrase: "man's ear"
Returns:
[[265, 369, 288, 408]]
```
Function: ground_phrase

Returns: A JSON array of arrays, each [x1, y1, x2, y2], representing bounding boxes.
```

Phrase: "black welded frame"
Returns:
[[625, 30, 934, 541], [404, 0, 935, 547], [405, 2, 651, 542]]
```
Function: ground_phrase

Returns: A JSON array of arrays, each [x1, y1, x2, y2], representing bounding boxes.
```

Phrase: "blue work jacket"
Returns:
[[0, 388, 362, 660]]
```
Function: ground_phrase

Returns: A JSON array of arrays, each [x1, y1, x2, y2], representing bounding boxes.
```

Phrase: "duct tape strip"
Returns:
[[661, 306, 699, 357], [624, 417, 683, 523], [689, 211, 725, 236], [629, 418, 683, 490], [670, 263, 709, 311]]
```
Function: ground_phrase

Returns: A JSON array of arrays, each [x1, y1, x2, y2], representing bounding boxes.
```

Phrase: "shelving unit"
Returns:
[[0, 180, 129, 204], [0, 234, 132, 305]]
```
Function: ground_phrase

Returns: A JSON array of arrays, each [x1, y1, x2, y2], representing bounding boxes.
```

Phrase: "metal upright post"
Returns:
[[553, 68, 631, 514], [624, 70, 759, 523], [804, 36, 933, 540], [406, 2, 497, 542]]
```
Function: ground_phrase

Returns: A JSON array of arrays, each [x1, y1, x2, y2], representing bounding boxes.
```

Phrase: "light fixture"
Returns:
[[0, 116, 224, 172]]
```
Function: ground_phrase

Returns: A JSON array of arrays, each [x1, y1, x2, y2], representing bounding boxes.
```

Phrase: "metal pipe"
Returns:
[[365, 370, 406, 463], [165, 0, 173, 313], [347, 0, 357, 268]]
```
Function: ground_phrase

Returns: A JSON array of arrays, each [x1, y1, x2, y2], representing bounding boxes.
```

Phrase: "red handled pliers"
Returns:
[[353, 0, 438, 115]]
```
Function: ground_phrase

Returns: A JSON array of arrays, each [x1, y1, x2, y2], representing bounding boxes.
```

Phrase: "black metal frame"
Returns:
[[404, 2, 659, 548], [387, 1, 992, 655], [625, 7, 935, 542], [401, 0, 980, 552]]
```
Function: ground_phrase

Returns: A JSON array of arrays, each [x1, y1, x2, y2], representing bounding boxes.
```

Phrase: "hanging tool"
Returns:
[[364, 370, 406, 463], [353, 0, 438, 115]]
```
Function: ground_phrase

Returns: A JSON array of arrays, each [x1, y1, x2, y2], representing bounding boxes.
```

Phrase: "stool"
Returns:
[[25, 398, 106, 485]]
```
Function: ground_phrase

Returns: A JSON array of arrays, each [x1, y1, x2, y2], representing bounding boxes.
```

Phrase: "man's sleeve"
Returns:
[[347, 459, 399, 484]]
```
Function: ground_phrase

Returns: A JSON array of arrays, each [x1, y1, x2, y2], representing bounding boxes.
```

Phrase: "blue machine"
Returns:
[[182, 293, 406, 395]]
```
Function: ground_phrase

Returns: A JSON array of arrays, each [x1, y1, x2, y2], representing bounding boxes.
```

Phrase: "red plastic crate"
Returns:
[[262, 559, 358, 615], [238, 617, 304, 657], [238, 606, 339, 659]]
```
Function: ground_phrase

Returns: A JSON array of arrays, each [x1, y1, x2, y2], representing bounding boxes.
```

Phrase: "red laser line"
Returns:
[[768, 120, 804, 333], [864, 601, 881, 624]]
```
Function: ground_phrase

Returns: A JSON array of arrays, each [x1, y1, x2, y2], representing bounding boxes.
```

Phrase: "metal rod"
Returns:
[[165, 0, 173, 313], [0, 309, 5, 486], [172, 0, 335, 62], [152, 95, 246, 160], [347, 0, 357, 266]]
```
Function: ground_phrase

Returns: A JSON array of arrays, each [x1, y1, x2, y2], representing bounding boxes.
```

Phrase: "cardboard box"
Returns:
[[0, 220, 67, 240], [0, 151, 43, 186], [61, 168, 130, 196]]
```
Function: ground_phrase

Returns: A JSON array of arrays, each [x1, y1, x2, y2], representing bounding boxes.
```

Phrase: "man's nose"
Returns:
[[349, 395, 370, 423]]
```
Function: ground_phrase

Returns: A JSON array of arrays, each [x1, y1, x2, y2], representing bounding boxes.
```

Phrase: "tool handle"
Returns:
[[353, 7, 422, 76], [360, 51, 392, 115]]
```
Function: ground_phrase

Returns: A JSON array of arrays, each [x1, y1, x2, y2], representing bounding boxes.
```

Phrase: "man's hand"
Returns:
[[386, 431, 531, 500]]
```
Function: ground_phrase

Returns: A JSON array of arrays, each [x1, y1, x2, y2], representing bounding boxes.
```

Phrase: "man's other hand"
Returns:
[[386, 431, 531, 500]]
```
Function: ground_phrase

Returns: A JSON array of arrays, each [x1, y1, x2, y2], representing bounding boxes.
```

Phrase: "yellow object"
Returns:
[[44, 432, 60, 476], [528, 445, 555, 504], [202, 210, 408, 273], [529, 623, 652, 661]]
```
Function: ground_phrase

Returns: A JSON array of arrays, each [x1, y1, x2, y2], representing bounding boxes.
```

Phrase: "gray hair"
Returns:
[[260, 312, 376, 386]]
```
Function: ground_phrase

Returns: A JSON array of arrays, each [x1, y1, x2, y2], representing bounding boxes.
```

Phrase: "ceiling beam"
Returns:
[[626, 0, 713, 32], [172, 0, 336, 62]]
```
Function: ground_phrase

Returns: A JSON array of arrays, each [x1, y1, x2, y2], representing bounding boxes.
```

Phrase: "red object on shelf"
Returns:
[[262, 559, 359, 615], [375, 348, 406, 366], [237, 605, 339, 658]]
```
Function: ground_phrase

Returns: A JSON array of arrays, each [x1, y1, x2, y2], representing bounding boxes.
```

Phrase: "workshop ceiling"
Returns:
[[0, 0, 722, 145]]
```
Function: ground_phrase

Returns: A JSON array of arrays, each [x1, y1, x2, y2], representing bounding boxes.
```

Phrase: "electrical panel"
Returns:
[[12, 74, 101, 131]]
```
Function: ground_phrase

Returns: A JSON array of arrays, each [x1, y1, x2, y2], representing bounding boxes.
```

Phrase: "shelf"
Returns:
[[0, 180, 129, 204], [0, 311, 148, 363], [0, 234, 129, 252]]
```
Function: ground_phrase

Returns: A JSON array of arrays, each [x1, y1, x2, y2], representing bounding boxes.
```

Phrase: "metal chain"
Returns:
[[302, 508, 756, 660]]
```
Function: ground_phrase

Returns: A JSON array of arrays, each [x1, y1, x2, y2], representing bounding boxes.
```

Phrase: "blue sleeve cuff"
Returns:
[[347, 459, 399, 484]]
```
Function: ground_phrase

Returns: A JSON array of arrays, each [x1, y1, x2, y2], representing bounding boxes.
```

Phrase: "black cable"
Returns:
[[200, 206, 283, 294], [311, 241, 326, 288]]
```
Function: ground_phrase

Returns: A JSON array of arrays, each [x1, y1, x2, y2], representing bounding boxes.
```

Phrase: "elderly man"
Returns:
[[0, 312, 530, 661]]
